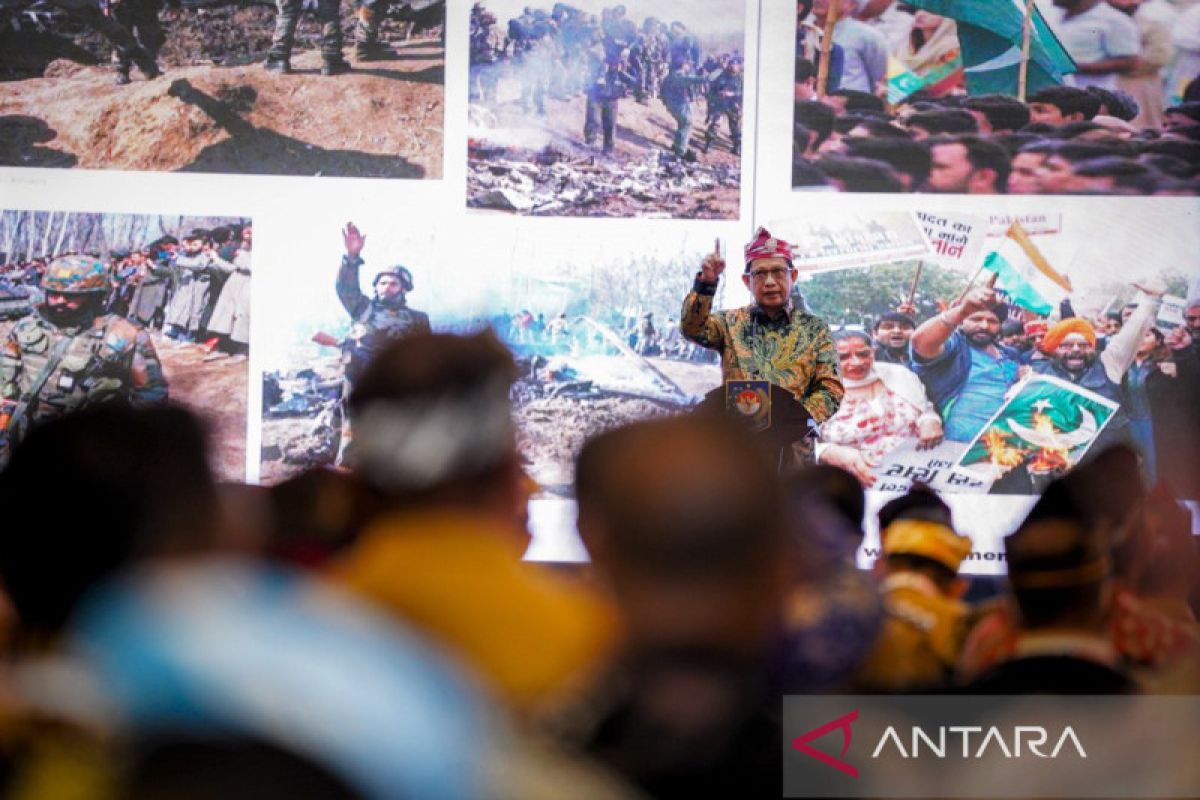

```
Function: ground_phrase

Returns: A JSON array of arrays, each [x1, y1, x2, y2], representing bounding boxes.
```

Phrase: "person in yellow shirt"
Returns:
[[330, 330, 617, 715], [855, 487, 973, 691]]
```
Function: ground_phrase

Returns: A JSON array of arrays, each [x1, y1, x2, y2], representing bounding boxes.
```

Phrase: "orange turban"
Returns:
[[1040, 318, 1097, 354]]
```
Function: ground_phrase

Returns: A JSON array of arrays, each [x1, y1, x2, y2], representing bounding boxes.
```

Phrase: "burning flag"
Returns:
[[957, 375, 1118, 492]]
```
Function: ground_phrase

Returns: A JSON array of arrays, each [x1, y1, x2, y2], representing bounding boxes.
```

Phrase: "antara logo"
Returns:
[[792, 713, 1088, 777], [792, 710, 860, 778], [871, 726, 1087, 759]]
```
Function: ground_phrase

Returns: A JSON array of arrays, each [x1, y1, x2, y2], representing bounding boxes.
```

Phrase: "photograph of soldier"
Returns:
[[467, 0, 746, 218], [0, 1, 445, 178], [0, 210, 251, 478], [258, 218, 725, 492], [790, 0, 1200, 196], [333, 221, 430, 460]]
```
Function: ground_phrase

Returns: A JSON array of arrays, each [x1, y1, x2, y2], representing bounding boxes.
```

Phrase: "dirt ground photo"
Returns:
[[0, 0, 444, 178]]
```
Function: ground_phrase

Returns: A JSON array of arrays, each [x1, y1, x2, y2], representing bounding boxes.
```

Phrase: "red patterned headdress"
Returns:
[[743, 227, 793, 272]]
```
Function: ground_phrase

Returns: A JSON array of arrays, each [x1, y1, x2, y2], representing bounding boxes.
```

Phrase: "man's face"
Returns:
[[927, 143, 973, 193], [182, 237, 203, 254], [835, 336, 875, 381], [242, 227, 253, 248], [1008, 152, 1044, 194], [1185, 305, 1200, 337], [1054, 333, 1096, 373], [1028, 102, 1068, 126], [374, 274, 404, 299], [795, 77, 816, 102], [874, 319, 913, 350], [742, 256, 796, 312], [1000, 332, 1026, 349], [1035, 155, 1076, 193], [43, 291, 91, 326], [962, 310, 1001, 347], [1104, 317, 1122, 336]]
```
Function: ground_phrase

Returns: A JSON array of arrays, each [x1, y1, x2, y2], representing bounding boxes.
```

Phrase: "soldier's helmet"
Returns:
[[42, 255, 109, 295], [373, 265, 414, 293]]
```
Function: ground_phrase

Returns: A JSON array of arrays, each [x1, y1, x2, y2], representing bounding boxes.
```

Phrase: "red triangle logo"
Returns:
[[791, 709, 859, 778]]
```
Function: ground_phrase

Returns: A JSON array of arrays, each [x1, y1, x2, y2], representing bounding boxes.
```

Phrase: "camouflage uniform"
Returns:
[[584, 50, 636, 153], [108, 0, 164, 83], [0, 256, 168, 463], [703, 66, 742, 155], [469, 15, 506, 103], [659, 66, 706, 157], [631, 23, 667, 101], [48, 0, 159, 79], [355, 0, 393, 61], [336, 255, 431, 387], [334, 254, 430, 463], [267, 0, 348, 71]]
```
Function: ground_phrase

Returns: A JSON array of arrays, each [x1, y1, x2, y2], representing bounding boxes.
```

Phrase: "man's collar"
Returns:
[[750, 300, 793, 324]]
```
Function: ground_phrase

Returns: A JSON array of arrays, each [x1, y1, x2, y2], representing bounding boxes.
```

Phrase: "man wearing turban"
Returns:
[[1033, 283, 1164, 456], [680, 227, 843, 426]]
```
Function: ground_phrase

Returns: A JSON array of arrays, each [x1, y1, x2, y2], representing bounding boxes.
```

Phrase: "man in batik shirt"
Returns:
[[680, 226, 843, 425]]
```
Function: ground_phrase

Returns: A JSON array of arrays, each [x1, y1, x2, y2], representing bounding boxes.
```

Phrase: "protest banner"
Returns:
[[915, 211, 987, 272], [768, 211, 932, 273], [1158, 294, 1187, 330], [987, 212, 1062, 237], [870, 440, 991, 494]]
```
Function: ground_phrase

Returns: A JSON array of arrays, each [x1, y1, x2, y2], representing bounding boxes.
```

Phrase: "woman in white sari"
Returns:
[[817, 329, 943, 487]]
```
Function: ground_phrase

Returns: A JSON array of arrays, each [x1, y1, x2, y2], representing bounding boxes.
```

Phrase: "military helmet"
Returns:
[[42, 254, 109, 294], [373, 265, 414, 292]]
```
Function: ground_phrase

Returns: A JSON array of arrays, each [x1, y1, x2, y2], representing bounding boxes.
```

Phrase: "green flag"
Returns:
[[904, 0, 1076, 96], [958, 375, 1118, 476]]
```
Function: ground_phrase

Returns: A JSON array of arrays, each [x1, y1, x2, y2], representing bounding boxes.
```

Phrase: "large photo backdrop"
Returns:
[[1, 0, 1197, 575]]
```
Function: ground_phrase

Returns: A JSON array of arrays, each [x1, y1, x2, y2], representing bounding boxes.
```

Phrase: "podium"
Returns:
[[697, 380, 816, 471]]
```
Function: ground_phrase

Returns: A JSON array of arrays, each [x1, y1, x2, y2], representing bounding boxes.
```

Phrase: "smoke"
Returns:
[[476, 0, 744, 49]]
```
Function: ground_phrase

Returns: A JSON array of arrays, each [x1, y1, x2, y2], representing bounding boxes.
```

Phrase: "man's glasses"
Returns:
[[747, 267, 789, 283]]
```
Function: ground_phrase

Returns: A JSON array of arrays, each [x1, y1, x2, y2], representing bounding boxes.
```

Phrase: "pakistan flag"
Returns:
[[903, 0, 1076, 96], [958, 375, 1119, 480]]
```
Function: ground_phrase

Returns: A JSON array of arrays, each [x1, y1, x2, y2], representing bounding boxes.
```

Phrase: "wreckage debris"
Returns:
[[468, 143, 739, 217]]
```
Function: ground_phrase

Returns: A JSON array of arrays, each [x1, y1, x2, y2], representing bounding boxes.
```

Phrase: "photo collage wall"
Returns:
[[3, 0, 1199, 573]]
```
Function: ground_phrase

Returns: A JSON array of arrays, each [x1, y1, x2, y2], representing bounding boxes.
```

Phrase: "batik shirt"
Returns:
[[680, 276, 843, 422]]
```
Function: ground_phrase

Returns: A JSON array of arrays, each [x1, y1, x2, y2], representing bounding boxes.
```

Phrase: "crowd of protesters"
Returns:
[[814, 284, 1200, 497], [794, 0, 1200, 194], [0, 223, 251, 361], [0, 327, 1195, 798]]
